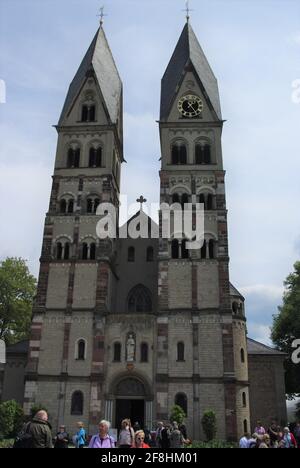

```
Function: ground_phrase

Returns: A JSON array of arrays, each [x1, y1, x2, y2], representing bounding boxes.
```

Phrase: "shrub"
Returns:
[[190, 440, 237, 449], [201, 410, 217, 442], [170, 405, 186, 425], [0, 400, 24, 438]]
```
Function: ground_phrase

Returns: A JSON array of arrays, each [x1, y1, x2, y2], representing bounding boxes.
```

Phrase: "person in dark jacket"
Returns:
[[28, 410, 53, 448], [54, 425, 69, 448]]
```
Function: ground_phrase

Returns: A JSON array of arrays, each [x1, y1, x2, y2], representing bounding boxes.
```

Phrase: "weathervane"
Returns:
[[97, 5, 107, 26], [136, 196, 147, 211], [182, 0, 193, 23]]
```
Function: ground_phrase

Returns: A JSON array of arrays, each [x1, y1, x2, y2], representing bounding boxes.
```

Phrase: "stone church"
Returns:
[[20, 20, 287, 441]]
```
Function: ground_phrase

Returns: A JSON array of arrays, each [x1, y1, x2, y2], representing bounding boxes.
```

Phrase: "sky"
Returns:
[[0, 0, 299, 345]]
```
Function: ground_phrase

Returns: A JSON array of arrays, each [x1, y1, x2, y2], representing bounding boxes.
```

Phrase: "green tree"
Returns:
[[201, 410, 217, 441], [0, 258, 36, 345], [0, 400, 24, 438], [169, 405, 186, 425], [271, 261, 300, 395]]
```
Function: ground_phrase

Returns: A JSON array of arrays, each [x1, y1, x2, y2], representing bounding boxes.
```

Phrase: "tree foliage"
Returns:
[[201, 410, 217, 441], [0, 258, 36, 345], [0, 400, 24, 438], [271, 261, 300, 395], [169, 405, 186, 425]]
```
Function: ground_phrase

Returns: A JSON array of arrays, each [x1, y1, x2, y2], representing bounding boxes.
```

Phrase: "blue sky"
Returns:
[[0, 0, 300, 345]]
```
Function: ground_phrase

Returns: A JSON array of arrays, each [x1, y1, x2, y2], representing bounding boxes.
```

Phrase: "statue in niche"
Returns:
[[126, 333, 135, 362]]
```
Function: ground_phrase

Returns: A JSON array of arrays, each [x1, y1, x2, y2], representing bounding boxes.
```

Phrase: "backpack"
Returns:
[[13, 423, 33, 449]]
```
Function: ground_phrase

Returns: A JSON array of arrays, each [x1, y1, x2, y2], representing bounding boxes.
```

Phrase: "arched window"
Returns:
[[81, 105, 89, 122], [67, 199, 74, 214], [64, 243, 70, 260], [172, 142, 187, 165], [89, 147, 102, 168], [77, 340, 86, 361], [127, 285, 152, 313], [67, 148, 80, 168], [56, 242, 63, 260], [71, 391, 83, 415], [90, 243, 96, 260], [177, 342, 185, 362], [113, 343, 121, 362], [82, 243, 88, 260], [209, 239, 215, 259], [60, 199, 67, 214], [232, 302, 239, 314], [171, 240, 179, 259], [241, 348, 245, 364], [128, 247, 135, 262], [242, 392, 247, 408], [175, 393, 188, 416], [243, 420, 248, 434], [195, 143, 211, 165], [141, 343, 148, 363], [182, 240, 189, 259], [81, 105, 96, 122], [147, 247, 154, 262], [201, 240, 207, 259], [87, 197, 100, 214]]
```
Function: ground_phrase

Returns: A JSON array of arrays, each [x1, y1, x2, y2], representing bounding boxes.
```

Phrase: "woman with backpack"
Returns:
[[89, 420, 116, 448]]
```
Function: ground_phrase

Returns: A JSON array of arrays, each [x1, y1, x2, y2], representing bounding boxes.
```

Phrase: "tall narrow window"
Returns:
[[199, 194, 205, 208], [243, 420, 248, 434], [182, 240, 189, 259], [89, 147, 102, 168], [172, 193, 180, 205], [89, 105, 96, 122], [195, 144, 204, 164], [177, 342, 185, 362], [82, 243, 88, 260], [77, 340, 86, 360], [172, 145, 180, 165], [64, 243, 70, 260], [67, 199, 74, 214], [179, 145, 187, 164], [60, 199, 67, 214], [172, 240, 179, 259], [201, 240, 207, 259], [74, 148, 80, 168], [94, 199, 100, 213], [71, 391, 83, 415], [242, 392, 247, 408], [67, 149, 74, 168], [56, 243, 63, 260], [128, 247, 135, 262], [147, 247, 154, 262], [81, 105, 89, 122], [209, 239, 215, 259], [87, 199, 93, 214], [141, 343, 149, 363], [207, 194, 214, 210], [113, 343, 121, 362], [241, 348, 245, 364], [181, 193, 189, 208], [175, 393, 188, 416], [204, 144, 211, 164], [90, 243, 96, 260], [172, 143, 187, 165]]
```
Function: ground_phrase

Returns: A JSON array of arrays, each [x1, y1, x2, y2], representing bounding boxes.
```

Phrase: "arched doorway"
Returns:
[[114, 378, 146, 430]]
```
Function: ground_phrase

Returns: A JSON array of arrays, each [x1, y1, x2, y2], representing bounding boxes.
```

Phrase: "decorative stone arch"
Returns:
[[79, 235, 97, 243], [58, 192, 77, 200], [108, 371, 153, 400], [169, 185, 192, 196], [53, 235, 73, 243], [196, 186, 216, 196]]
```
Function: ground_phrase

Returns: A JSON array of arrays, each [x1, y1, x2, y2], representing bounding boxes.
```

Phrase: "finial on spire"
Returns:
[[97, 5, 107, 26], [136, 195, 147, 211], [182, 0, 193, 23]]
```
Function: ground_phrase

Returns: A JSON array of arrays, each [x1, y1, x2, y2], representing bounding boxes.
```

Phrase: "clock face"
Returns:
[[178, 95, 203, 118]]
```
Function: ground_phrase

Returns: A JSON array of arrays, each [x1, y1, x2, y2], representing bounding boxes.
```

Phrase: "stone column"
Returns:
[[145, 401, 153, 430]]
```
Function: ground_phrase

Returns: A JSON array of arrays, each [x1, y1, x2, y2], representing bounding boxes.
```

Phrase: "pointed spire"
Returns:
[[97, 5, 107, 27], [58, 26, 122, 127], [160, 22, 222, 121]]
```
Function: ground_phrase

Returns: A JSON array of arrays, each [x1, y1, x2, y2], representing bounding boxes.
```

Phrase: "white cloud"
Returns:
[[240, 284, 284, 302], [248, 323, 272, 346]]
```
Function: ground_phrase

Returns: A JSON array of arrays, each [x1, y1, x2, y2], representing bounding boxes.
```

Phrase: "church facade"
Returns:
[[23, 21, 285, 441]]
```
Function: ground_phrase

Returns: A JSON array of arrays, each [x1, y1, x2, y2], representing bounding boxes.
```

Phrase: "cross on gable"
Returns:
[[136, 195, 147, 210]]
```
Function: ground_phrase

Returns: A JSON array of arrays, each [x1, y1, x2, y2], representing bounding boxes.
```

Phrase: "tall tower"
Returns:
[[156, 22, 250, 440], [24, 24, 123, 430]]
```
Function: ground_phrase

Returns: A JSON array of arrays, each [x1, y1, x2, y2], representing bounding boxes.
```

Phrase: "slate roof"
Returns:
[[58, 27, 122, 126], [160, 22, 222, 121], [230, 283, 245, 300], [247, 338, 286, 356]]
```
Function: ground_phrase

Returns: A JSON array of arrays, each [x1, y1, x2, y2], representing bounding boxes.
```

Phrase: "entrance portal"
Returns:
[[115, 399, 145, 430]]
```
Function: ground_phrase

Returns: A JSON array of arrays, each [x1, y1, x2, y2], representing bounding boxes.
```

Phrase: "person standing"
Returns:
[[75, 422, 86, 449], [28, 410, 53, 449], [254, 420, 266, 436], [89, 420, 116, 448], [282, 427, 297, 448], [118, 419, 134, 448], [133, 431, 150, 449], [239, 433, 251, 448], [54, 425, 69, 448], [156, 421, 164, 448], [294, 422, 300, 448], [170, 422, 185, 449], [268, 421, 280, 448]]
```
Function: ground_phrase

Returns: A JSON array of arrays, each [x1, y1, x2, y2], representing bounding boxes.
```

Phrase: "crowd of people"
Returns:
[[15, 410, 190, 449], [239, 420, 300, 449]]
